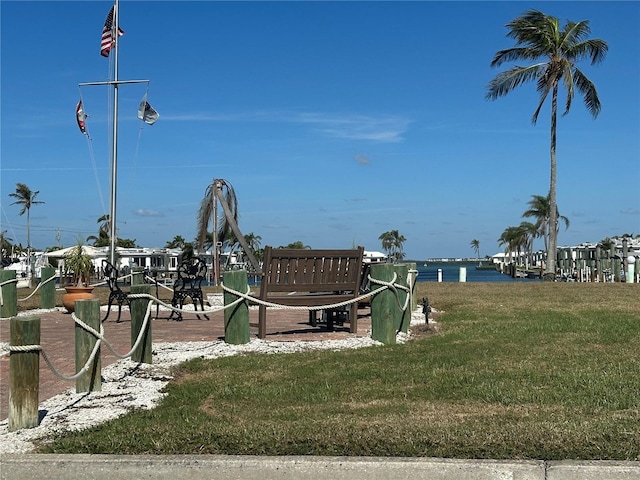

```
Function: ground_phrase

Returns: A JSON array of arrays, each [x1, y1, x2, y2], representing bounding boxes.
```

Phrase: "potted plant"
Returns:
[[61, 238, 96, 312]]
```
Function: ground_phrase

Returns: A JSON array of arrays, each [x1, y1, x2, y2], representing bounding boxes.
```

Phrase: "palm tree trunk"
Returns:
[[544, 85, 559, 281], [213, 186, 262, 275]]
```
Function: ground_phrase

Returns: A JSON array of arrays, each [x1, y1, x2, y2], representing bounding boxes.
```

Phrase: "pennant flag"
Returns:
[[100, 5, 124, 57], [76, 100, 88, 135], [137, 96, 160, 125]]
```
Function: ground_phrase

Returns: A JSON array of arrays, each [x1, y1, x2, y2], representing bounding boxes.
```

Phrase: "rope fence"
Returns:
[[3, 263, 419, 431]]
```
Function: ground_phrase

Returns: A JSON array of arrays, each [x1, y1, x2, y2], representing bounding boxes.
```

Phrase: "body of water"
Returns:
[[415, 262, 539, 283]]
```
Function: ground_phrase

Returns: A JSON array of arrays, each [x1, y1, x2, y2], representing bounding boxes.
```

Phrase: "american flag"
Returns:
[[100, 6, 124, 57]]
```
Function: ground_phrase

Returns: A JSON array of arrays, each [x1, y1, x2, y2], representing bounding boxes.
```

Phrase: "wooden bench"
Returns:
[[257, 246, 365, 338]]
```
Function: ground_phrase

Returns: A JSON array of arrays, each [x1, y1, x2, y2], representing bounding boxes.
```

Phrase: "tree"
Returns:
[[196, 179, 262, 282], [165, 235, 188, 249], [88, 214, 137, 248], [470, 239, 480, 259], [487, 10, 607, 280], [522, 194, 570, 252], [378, 229, 406, 263], [9, 183, 44, 251], [197, 179, 238, 253], [279, 241, 311, 249], [9, 183, 44, 286], [0, 230, 13, 266]]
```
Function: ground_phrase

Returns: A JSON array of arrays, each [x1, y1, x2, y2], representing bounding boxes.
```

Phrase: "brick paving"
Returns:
[[1, 306, 372, 421]]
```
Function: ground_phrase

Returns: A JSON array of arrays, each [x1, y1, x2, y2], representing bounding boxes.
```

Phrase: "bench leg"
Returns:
[[349, 303, 358, 333], [102, 302, 111, 322], [258, 305, 266, 339]]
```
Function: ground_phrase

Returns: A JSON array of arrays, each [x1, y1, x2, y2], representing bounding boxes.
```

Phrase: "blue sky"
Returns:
[[1, 1, 639, 260]]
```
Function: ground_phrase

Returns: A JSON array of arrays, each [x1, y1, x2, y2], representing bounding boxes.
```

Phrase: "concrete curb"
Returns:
[[1, 455, 639, 480]]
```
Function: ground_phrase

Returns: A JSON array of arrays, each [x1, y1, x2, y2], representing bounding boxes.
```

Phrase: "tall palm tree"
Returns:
[[499, 224, 531, 266], [9, 183, 44, 286], [378, 229, 406, 263], [522, 194, 570, 252], [378, 231, 395, 259], [487, 10, 607, 280], [470, 239, 480, 259], [244, 232, 262, 251]]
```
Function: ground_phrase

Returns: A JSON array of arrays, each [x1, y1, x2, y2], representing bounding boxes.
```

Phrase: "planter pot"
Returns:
[[62, 286, 96, 313]]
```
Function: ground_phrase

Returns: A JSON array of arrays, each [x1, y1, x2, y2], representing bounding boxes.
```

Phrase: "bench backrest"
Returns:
[[174, 257, 208, 291], [259, 246, 364, 295], [102, 259, 125, 293]]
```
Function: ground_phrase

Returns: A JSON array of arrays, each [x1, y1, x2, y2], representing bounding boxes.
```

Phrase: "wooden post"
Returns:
[[40, 266, 56, 309], [370, 263, 396, 345], [9, 316, 40, 431], [1, 269, 17, 318], [223, 270, 250, 345], [395, 264, 410, 334], [131, 267, 144, 285], [407, 262, 418, 311], [614, 257, 622, 283], [130, 284, 152, 364], [75, 299, 101, 393]]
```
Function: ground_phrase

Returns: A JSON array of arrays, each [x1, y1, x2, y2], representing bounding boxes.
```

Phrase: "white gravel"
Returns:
[[1, 308, 428, 454]]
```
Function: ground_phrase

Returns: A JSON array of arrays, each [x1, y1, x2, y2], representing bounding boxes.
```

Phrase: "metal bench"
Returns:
[[169, 257, 209, 321], [257, 246, 364, 338], [101, 259, 130, 323]]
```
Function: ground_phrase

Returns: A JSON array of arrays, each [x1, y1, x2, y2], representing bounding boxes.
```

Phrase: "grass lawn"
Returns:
[[32, 282, 640, 460]]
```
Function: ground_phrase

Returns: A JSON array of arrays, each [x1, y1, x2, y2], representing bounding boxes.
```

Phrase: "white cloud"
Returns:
[[162, 110, 410, 143], [134, 209, 163, 217]]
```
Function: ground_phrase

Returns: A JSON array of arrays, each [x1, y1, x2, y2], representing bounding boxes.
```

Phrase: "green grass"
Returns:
[[37, 282, 640, 460]]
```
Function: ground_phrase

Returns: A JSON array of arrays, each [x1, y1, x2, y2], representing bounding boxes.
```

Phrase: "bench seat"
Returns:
[[257, 246, 364, 338]]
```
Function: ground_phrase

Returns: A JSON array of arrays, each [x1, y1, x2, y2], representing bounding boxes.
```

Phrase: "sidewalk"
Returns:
[[1, 306, 372, 420], [2, 454, 640, 480]]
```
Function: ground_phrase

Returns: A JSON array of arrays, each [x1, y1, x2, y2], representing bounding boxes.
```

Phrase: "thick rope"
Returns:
[[3, 272, 417, 384], [4, 328, 102, 382], [16, 273, 57, 302], [221, 280, 382, 311], [144, 275, 175, 293], [368, 273, 411, 312]]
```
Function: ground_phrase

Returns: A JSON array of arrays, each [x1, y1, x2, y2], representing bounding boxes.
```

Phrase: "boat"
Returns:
[[475, 262, 497, 271]]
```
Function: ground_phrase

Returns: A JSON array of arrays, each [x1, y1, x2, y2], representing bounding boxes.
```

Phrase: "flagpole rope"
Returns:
[[78, 86, 107, 215]]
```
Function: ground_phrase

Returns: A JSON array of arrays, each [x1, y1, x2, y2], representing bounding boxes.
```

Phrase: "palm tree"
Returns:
[[196, 179, 261, 282], [522, 194, 570, 252], [9, 183, 44, 286], [0, 230, 13, 266], [487, 10, 607, 280], [470, 239, 480, 259], [279, 241, 311, 249], [378, 229, 406, 263], [518, 221, 538, 268], [378, 231, 394, 259], [498, 225, 526, 266], [165, 235, 188, 249], [87, 229, 110, 247], [242, 232, 262, 263], [197, 179, 238, 251]]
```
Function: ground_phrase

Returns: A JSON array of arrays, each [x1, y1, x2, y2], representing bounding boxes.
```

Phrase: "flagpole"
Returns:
[[79, 1, 152, 268], [108, 0, 120, 266]]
